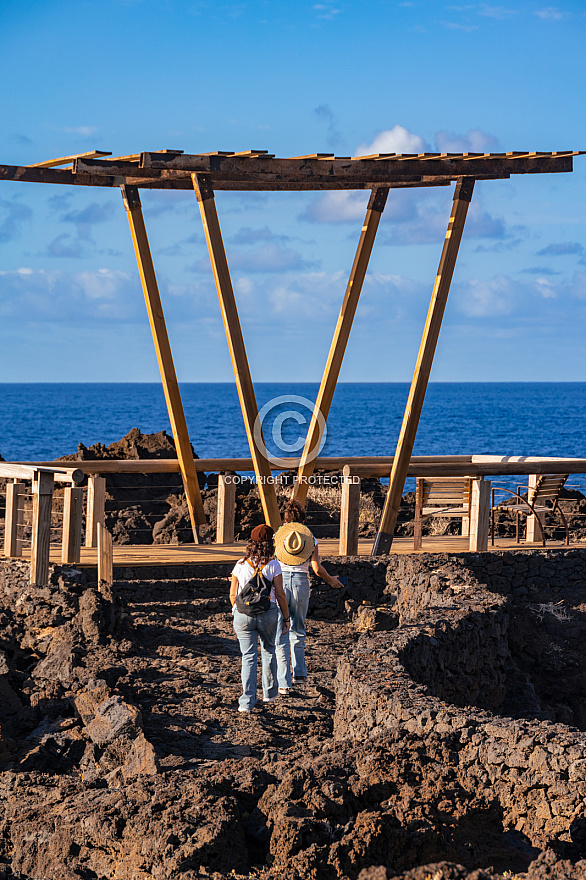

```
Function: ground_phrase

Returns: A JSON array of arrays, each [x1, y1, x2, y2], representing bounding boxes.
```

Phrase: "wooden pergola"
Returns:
[[2, 147, 583, 554]]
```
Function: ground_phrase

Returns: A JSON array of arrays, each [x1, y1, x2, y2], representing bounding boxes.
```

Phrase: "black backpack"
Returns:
[[235, 559, 273, 616]]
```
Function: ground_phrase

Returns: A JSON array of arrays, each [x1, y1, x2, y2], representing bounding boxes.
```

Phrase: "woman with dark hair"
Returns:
[[274, 501, 343, 693], [230, 524, 290, 713]]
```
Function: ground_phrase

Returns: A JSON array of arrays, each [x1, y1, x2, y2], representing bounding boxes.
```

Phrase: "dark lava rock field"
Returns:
[[1, 551, 586, 879]]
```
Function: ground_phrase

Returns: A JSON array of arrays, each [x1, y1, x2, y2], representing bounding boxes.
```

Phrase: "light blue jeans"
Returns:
[[233, 604, 278, 711], [276, 571, 311, 688]]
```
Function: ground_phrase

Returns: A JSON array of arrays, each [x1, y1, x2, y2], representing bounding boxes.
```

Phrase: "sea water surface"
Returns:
[[1, 383, 585, 490]]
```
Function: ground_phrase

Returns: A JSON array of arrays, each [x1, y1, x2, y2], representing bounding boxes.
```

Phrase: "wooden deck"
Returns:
[[11, 535, 583, 569]]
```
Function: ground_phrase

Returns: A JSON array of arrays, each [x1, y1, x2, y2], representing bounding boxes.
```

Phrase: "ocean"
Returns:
[[2, 382, 586, 491]]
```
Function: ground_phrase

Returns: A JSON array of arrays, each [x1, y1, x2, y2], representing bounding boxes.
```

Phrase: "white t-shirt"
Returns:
[[279, 540, 318, 574], [231, 558, 282, 603]]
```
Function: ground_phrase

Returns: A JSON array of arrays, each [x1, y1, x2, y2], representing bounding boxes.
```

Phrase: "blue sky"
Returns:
[[1, 0, 585, 382]]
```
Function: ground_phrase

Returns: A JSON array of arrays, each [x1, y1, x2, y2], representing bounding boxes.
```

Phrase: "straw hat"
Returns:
[[274, 522, 315, 566]]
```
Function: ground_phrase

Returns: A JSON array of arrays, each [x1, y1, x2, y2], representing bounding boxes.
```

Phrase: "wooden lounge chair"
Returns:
[[413, 477, 472, 550], [490, 474, 570, 547]]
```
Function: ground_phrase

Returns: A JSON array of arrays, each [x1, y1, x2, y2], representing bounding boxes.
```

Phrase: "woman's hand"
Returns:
[[330, 575, 344, 590], [281, 618, 290, 634]]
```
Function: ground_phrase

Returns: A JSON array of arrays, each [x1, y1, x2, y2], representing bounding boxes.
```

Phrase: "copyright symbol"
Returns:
[[253, 395, 327, 468]]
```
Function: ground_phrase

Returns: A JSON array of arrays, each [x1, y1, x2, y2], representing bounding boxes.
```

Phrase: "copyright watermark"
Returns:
[[253, 394, 328, 468], [222, 474, 360, 485]]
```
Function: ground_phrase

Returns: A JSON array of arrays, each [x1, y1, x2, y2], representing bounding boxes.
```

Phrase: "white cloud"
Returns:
[[478, 5, 516, 18], [354, 125, 428, 157], [0, 267, 141, 322], [435, 128, 498, 152], [301, 190, 370, 223], [535, 7, 565, 19], [63, 126, 99, 136]]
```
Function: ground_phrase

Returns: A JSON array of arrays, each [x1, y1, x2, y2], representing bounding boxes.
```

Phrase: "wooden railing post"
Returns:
[[469, 478, 490, 552], [85, 475, 106, 548], [97, 522, 113, 591], [525, 474, 543, 543], [216, 474, 236, 544], [62, 486, 83, 564], [4, 481, 25, 558], [30, 471, 54, 585], [339, 466, 360, 556]]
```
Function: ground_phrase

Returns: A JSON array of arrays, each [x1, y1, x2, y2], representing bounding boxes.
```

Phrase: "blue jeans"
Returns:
[[276, 571, 311, 688], [233, 604, 278, 711]]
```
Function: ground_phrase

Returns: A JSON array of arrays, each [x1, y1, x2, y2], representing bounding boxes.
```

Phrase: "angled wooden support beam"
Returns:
[[192, 173, 281, 530], [30, 471, 54, 585], [373, 177, 475, 555], [62, 486, 83, 564], [293, 187, 389, 507], [4, 482, 25, 558], [121, 184, 205, 541]]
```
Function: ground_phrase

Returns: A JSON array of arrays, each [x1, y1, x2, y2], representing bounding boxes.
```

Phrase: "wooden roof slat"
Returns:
[[28, 150, 112, 168], [289, 153, 336, 159], [230, 150, 274, 157]]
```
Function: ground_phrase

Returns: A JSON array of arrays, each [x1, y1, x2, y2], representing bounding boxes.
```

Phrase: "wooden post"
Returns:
[[85, 475, 106, 548], [4, 481, 25, 558], [413, 479, 423, 551], [216, 474, 236, 544], [339, 466, 360, 555], [469, 478, 490, 552], [373, 178, 475, 555], [192, 173, 281, 530], [121, 185, 205, 542], [30, 471, 54, 585], [62, 486, 83, 564], [293, 188, 389, 506], [525, 474, 543, 543], [97, 522, 113, 591]]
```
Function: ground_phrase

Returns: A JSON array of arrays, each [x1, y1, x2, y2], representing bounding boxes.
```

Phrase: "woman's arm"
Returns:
[[230, 574, 239, 608], [272, 574, 290, 633], [310, 546, 344, 589]]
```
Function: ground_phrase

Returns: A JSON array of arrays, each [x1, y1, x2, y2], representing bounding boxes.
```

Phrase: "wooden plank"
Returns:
[[373, 178, 476, 555], [4, 482, 25, 558], [28, 150, 111, 168], [192, 172, 281, 530], [10, 454, 474, 474], [30, 471, 54, 585], [469, 478, 490, 552], [85, 475, 106, 548], [0, 463, 83, 483], [413, 479, 423, 551], [293, 187, 389, 507], [62, 486, 83, 564], [339, 466, 360, 555], [526, 474, 542, 543], [97, 522, 113, 590], [121, 184, 205, 540], [216, 474, 236, 544]]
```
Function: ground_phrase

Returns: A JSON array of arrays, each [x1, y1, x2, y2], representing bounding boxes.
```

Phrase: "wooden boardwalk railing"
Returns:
[[4, 455, 586, 583]]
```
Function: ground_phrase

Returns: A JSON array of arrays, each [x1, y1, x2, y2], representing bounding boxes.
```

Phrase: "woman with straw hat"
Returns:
[[274, 501, 343, 693], [230, 524, 290, 713]]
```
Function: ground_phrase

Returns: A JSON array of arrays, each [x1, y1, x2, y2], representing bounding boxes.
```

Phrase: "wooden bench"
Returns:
[[413, 477, 473, 550]]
